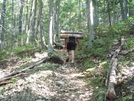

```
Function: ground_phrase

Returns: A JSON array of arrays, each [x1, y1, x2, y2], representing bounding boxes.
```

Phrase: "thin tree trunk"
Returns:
[[88, 0, 94, 48], [86, 0, 89, 32], [10, 0, 15, 53], [0, 0, 6, 50], [35, 0, 43, 47], [124, 0, 128, 17], [55, 0, 60, 38], [94, 0, 99, 27], [78, 0, 81, 29], [113, 0, 116, 23], [48, 0, 54, 54], [120, 0, 126, 21], [24, 0, 29, 45], [18, 0, 25, 46], [106, 0, 111, 25], [129, 0, 134, 16], [31, 0, 37, 42], [26, 0, 34, 44]]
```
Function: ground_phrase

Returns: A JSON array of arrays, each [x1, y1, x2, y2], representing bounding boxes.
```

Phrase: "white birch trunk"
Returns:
[[48, 0, 54, 54], [89, 0, 94, 48]]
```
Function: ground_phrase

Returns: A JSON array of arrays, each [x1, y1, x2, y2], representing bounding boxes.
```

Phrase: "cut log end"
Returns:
[[107, 91, 117, 100]]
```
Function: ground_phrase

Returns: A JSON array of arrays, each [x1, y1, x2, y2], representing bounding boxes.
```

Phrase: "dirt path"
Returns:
[[0, 50, 94, 101]]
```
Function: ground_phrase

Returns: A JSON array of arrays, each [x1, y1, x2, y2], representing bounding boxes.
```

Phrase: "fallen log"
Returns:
[[0, 56, 64, 84], [106, 37, 125, 100], [0, 81, 13, 86], [1, 57, 50, 79], [106, 58, 118, 100], [0, 73, 27, 83], [120, 48, 134, 55]]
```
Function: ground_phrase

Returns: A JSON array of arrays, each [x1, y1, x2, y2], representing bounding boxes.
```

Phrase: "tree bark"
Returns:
[[88, 0, 94, 48], [35, 0, 43, 46], [129, 0, 134, 16], [0, 0, 6, 50], [18, 0, 24, 38], [55, 0, 60, 38], [31, 0, 37, 42], [93, 0, 99, 27], [26, 0, 34, 44], [106, 0, 111, 25], [48, 0, 54, 54], [119, 0, 126, 21], [106, 58, 117, 100], [106, 37, 125, 100]]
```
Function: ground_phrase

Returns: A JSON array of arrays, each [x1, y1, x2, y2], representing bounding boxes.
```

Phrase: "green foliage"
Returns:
[[11, 78, 18, 83], [115, 94, 133, 101], [0, 87, 4, 95], [84, 60, 95, 69], [13, 44, 41, 57], [88, 73, 106, 101], [124, 37, 134, 50], [0, 50, 9, 60]]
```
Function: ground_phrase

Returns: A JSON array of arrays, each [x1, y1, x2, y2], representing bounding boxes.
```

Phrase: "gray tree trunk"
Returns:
[[36, 0, 43, 47], [86, 0, 89, 32], [106, 0, 111, 25], [0, 0, 6, 50], [89, 0, 94, 48], [26, 0, 34, 44], [94, 0, 99, 27], [120, 0, 126, 21], [129, 0, 134, 16], [31, 0, 37, 42], [55, 0, 60, 38], [48, 0, 54, 54], [124, 0, 128, 17], [113, 0, 116, 23], [18, 0, 24, 45]]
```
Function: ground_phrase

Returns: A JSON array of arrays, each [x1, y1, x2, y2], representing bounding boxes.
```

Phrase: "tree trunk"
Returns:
[[106, 58, 117, 100], [113, 0, 116, 23], [0, 0, 6, 50], [31, 0, 37, 42], [18, 0, 25, 45], [78, 0, 82, 29], [55, 0, 60, 38], [10, 0, 15, 52], [124, 0, 128, 17], [106, 0, 111, 25], [26, 0, 34, 44], [36, 0, 43, 47], [88, 0, 94, 48], [93, 0, 99, 27], [120, 0, 126, 21], [24, 0, 29, 45], [106, 37, 125, 100], [129, 0, 134, 16], [48, 0, 54, 54]]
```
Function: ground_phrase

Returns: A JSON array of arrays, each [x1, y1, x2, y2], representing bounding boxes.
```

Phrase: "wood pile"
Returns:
[[60, 31, 83, 39]]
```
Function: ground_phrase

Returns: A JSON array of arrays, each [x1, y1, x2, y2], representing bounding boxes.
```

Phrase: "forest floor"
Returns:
[[0, 49, 97, 101], [0, 47, 134, 101]]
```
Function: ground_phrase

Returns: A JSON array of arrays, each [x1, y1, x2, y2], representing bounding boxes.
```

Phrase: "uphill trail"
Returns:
[[0, 49, 94, 101]]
